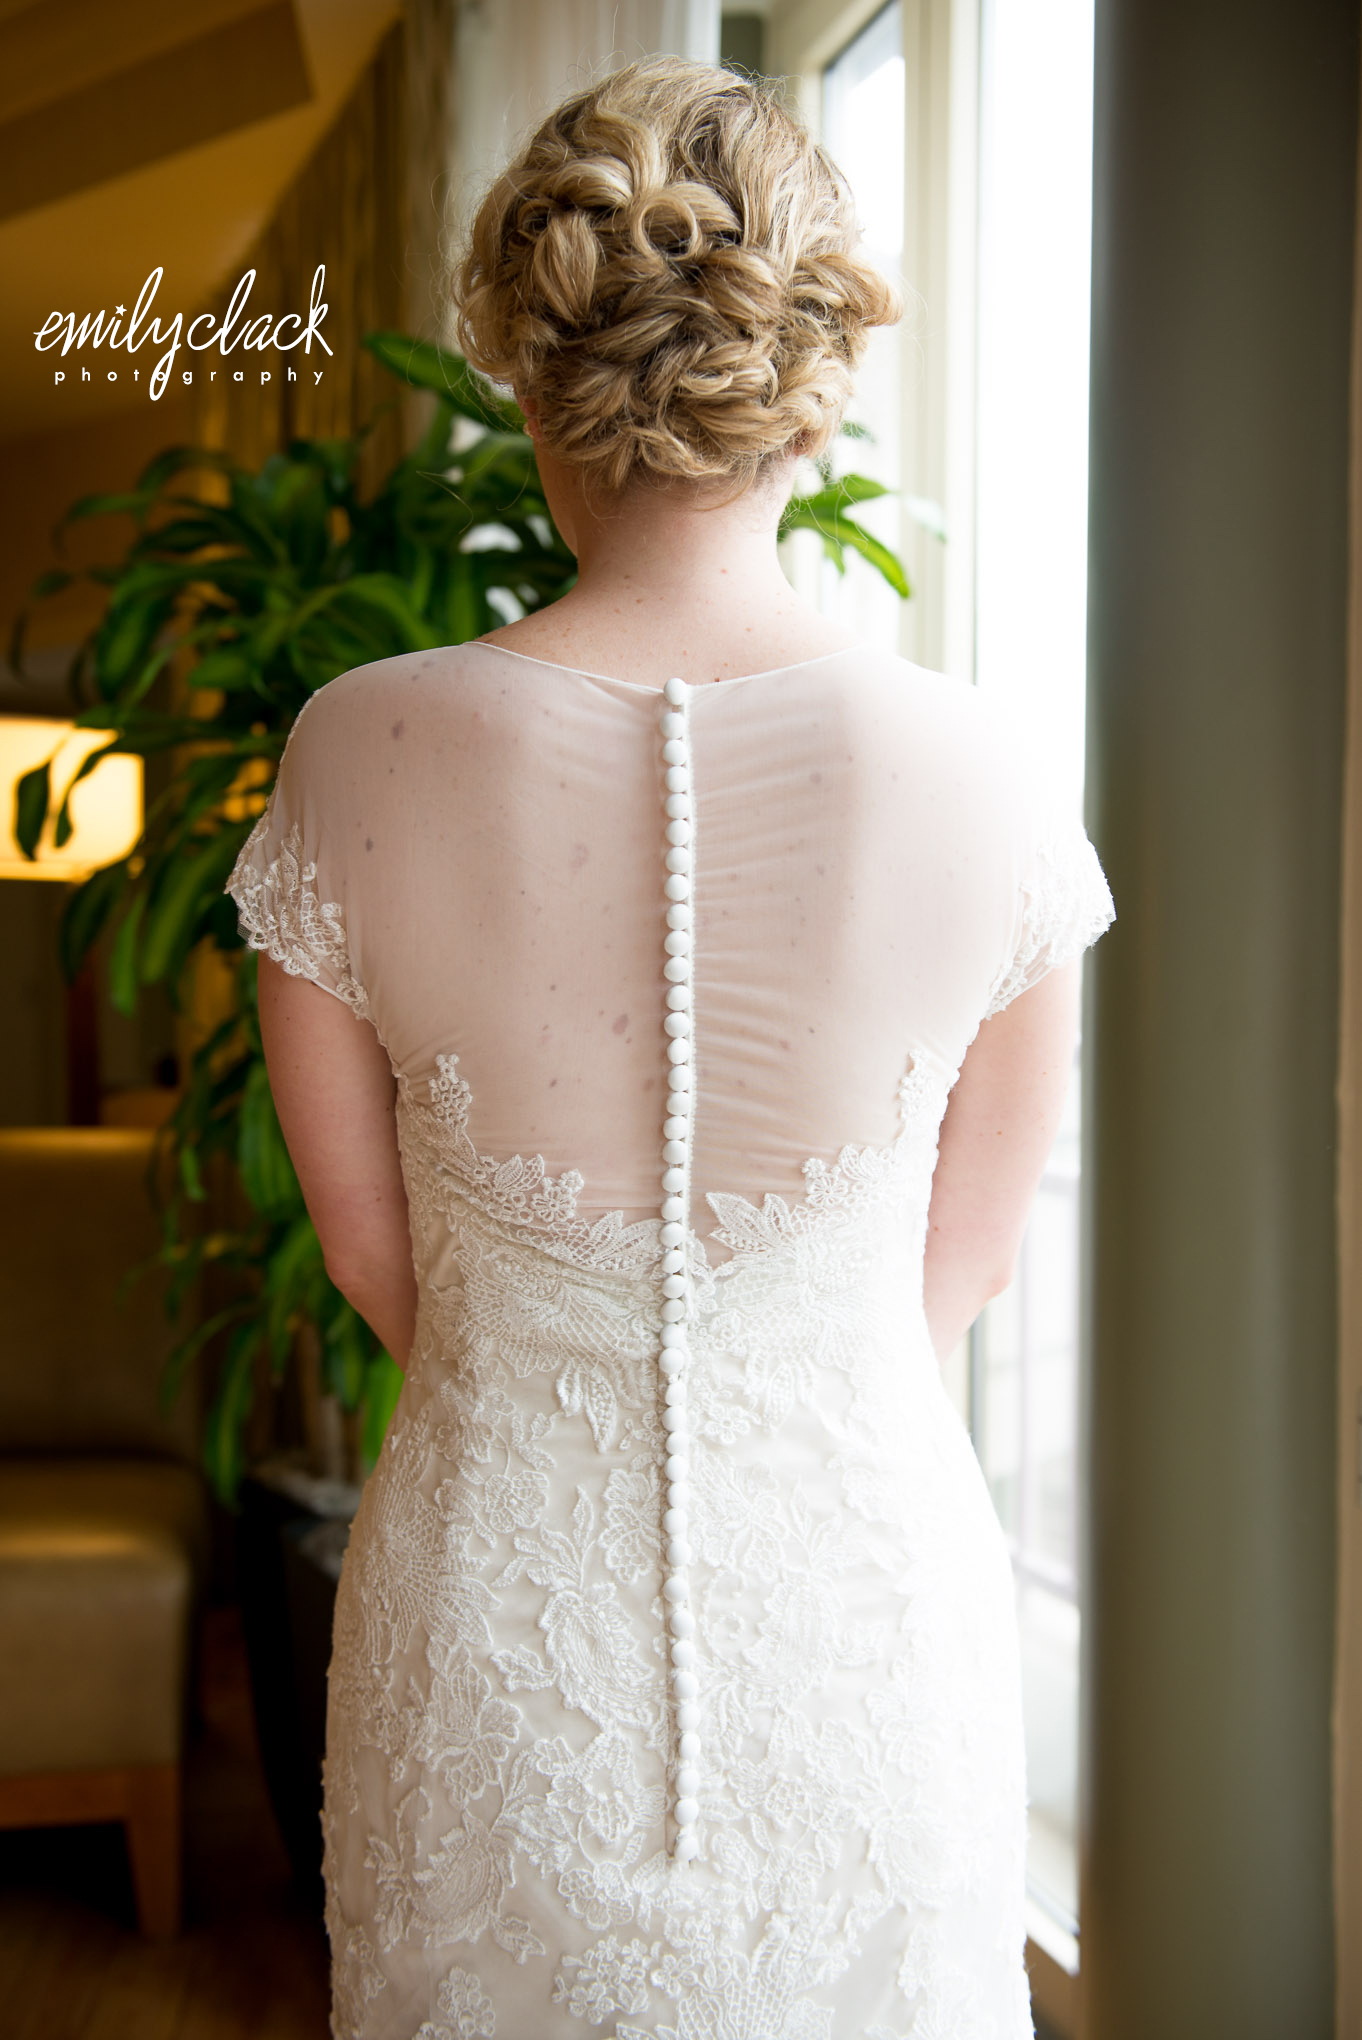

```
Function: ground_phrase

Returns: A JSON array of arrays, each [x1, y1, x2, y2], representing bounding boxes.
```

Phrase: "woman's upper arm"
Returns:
[[926, 960, 1082, 1317], [256, 957, 409, 1293]]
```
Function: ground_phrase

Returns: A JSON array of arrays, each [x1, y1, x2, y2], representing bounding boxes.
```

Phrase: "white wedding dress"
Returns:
[[228, 639, 1113, 2040]]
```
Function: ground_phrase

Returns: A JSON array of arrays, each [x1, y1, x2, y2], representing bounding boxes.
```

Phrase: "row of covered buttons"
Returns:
[[657, 674, 701, 1863]]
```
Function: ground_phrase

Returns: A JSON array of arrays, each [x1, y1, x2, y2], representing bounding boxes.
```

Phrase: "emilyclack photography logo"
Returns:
[[34, 264, 333, 400]]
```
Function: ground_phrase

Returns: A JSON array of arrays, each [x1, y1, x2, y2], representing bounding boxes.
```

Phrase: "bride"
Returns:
[[230, 54, 1112, 2040]]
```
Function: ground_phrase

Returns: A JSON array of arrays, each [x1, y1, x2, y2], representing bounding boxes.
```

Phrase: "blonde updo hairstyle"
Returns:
[[455, 57, 899, 495]]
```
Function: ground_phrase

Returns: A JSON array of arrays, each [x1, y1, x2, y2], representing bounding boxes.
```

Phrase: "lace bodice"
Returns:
[[229, 642, 1111, 1224], [226, 640, 1112, 2040]]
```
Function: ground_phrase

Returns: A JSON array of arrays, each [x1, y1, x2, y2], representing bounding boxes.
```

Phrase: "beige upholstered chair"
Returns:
[[0, 1129, 208, 1936]]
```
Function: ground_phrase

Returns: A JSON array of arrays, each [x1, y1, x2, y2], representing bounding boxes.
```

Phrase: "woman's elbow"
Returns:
[[321, 1240, 382, 1307], [982, 1253, 1018, 1306]]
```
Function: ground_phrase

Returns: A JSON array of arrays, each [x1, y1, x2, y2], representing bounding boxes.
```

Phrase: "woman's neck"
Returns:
[[480, 457, 862, 686]]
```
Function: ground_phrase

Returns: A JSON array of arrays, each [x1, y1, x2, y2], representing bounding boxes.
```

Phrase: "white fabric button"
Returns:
[[679, 1729, 701, 1760], [658, 671, 699, 1786], [675, 1831, 700, 1863], [674, 1796, 699, 1825], [677, 1764, 701, 1797]]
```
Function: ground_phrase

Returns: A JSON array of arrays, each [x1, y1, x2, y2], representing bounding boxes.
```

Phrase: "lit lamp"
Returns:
[[0, 718, 142, 880], [0, 717, 143, 1123]]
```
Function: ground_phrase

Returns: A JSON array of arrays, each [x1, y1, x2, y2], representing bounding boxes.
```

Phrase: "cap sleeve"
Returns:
[[985, 805, 1115, 1019], [225, 695, 369, 1019]]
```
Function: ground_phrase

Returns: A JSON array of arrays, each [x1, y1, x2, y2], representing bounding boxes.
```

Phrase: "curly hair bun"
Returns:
[[456, 57, 900, 493]]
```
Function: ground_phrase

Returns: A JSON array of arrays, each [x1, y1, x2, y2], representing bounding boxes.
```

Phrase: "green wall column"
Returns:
[[1084, 0, 1356, 2033]]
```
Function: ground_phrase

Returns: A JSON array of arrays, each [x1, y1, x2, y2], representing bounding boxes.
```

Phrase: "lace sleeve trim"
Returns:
[[985, 823, 1115, 1020], [227, 814, 370, 1018]]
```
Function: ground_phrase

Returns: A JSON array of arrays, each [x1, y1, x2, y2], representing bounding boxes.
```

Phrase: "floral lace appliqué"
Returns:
[[986, 820, 1115, 1019], [227, 813, 370, 1017], [321, 1045, 1032, 2038]]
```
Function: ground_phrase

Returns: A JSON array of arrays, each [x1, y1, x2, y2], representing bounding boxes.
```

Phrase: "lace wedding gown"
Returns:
[[228, 640, 1113, 2040]]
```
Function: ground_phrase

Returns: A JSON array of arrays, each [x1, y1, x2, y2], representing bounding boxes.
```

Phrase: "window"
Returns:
[[971, 0, 1096, 1974], [810, 0, 1098, 1999], [817, 4, 907, 655]]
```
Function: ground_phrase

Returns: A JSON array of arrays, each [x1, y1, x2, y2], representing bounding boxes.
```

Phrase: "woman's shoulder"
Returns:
[[830, 647, 1016, 757], [285, 642, 515, 740]]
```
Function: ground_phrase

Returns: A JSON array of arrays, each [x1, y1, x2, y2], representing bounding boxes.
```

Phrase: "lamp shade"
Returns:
[[0, 718, 142, 882]]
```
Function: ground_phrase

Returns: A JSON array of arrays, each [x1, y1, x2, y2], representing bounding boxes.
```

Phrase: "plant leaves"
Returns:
[[51, 739, 119, 850], [109, 889, 148, 1015], [139, 829, 250, 986], [779, 498, 911, 599], [362, 332, 522, 431], [263, 1213, 324, 1371], [13, 760, 51, 859], [203, 1317, 263, 1503], [160, 1299, 254, 1411], [59, 859, 128, 980], [237, 1060, 300, 1221], [361, 1352, 405, 1467]]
